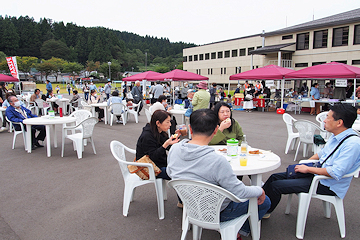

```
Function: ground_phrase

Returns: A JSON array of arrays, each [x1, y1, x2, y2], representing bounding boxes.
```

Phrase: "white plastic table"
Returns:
[[168, 109, 186, 124], [47, 98, 70, 115], [91, 102, 108, 124], [212, 145, 281, 240], [23, 116, 76, 157]]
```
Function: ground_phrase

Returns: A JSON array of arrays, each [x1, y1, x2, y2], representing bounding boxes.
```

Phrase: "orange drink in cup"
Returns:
[[239, 154, 247, 166]]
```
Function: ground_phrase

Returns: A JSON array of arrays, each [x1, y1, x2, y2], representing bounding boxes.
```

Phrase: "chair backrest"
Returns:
[[81, 100, 89, 106], [69, 109, 92, 125], [110, 140, 137, 181], [5, 116, 25, 132], [145, 108, 152, 123], [35, 99, 46, 108], [168, 179, 247, 231], [79, 117, 98, 138], [283, 113, 297, 134], [294, 120, 322, 144], [110, 103, 126, 115], [316, 111, 328, 130]]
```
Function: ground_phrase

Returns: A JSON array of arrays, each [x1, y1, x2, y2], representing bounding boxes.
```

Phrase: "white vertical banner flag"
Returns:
[[6, 56, 19, 79]]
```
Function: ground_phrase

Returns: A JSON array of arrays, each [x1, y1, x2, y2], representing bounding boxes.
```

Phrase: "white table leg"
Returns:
[[249, 174, 262, 240], [104, 107, 107, 124], [46, 125, 51, 157], [26, 124, 32, 153], [53, 125, 57, 148]]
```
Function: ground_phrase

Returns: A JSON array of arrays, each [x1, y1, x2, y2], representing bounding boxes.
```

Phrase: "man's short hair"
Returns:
[[190, 109, 218, 136], [331, 104, 357, 129], [135, 80, 140, 85], [158, 95, 167, 102], [34, 88, 40, 93], [73, 90, 78, 94], [8, 95, 16, 103], [156, 80, 161, 84], [112, 91, 119, 96]]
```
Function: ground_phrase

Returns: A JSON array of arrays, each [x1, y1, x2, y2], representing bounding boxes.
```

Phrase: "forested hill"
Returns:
[[0, 15, 196, 71]]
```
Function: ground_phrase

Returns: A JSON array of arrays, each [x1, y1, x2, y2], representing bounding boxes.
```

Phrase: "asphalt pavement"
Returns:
[[0, 99, 359, 240]]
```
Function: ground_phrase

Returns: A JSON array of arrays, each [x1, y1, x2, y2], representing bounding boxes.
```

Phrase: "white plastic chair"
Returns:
[[61, 117, 98, 159], [80, 100, 92, 112], [293, 120, 327, 161], [110, 140, 167, 220], [126, 102, 140, 123], [35, 99, 50, 115], [109, 103, 127, 126], [316, 111, 331, 140], [67, 109, 93, 135], [283, 113, 300, 154], [285, 160, 360, 239], [5, 116, 27, 150], [69, 97, 83, 113], [168, 179, 252, 240], [145, 108, 152, 123]]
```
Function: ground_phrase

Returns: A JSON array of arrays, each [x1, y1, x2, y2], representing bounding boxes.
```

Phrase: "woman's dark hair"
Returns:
[[312, 83, 318, 87], [213, 102, 234, 132], [330, 104, 357, 129], [5, 91, 16, 99], [212, 83, 217, 87], [90, 90, 96, 94], [158, 95, 167, 102], [150, 110, 171, 143]]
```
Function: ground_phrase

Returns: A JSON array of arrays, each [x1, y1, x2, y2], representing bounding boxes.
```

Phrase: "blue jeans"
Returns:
[[157, 167, 171, 180], [220, 196, 271, 236], [263, 172, 336, 213]]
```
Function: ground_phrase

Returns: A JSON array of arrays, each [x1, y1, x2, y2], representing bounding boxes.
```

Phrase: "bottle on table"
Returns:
[[241, 135, 248, 153]]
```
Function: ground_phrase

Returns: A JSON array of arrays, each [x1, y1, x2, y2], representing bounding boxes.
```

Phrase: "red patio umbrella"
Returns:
[[122, 71, 163, 81], [147, 69, 208, 81], [0, 74, 19, 82], [284, 62, 360, 79], [230, 64, 295, 80]]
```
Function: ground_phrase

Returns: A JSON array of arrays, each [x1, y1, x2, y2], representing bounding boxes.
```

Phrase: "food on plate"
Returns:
[[172, 133, 179, 139], [218, 148, 227, 152], [249, 150, 261, 154]]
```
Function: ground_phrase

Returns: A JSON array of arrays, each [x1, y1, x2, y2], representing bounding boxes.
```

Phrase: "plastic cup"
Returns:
[[177, 124, 187, 136], [239, 154, 247, 166]]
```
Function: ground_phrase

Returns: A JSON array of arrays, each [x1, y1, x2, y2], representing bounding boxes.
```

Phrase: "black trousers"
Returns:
[[95, 107, 104, 119], [15, 124, 46, 145]]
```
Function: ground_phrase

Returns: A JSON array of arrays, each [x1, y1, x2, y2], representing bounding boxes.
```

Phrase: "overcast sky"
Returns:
[[2, 0, 359, 45]]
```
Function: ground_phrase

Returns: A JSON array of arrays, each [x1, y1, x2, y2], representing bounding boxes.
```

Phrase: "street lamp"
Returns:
[[108, 61, 112, 81]]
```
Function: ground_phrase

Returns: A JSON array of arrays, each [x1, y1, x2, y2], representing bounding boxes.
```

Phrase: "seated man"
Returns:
[[263, 104, 360, 217], [107, 91, 125, 124], [30, 88, 42, 102], [167, 109, 270, 239], [5, 96, 46, 150]]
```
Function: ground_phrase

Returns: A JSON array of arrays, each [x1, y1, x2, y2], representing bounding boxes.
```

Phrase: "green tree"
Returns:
[[86, 60, 100, 72], [17, 56, 38, 80], [46, 57, 67, 82], [154, 65, 170, 73], [0, 60, 9, 73], [0, 18, 20, 55], [40, 39, 70, 60], [36, 60, 57, 81], [63, 61, 83, 80], [99, 60, 121, 80], [0, 51, 6, 61]]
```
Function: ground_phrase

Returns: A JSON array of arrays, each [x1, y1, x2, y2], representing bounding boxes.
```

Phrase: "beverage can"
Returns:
[[227, 138, 238, 157]]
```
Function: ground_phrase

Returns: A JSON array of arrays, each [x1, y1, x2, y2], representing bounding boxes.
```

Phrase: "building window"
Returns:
[[189, 55, 192, 62], [183, 56, 187, 62], [313, 30, 328, 48], [196, 69, 198, 74], [312, 62, 326, 66], [194, 55, 198, 61], [205, 53, 210, 60], [354, 25, 360, 45], [224, 50, 230, 58], [239, 48, 246, 56], [198, 69, 201, 75], [211, 68, 213, 74], [333, 26, 349, 47], [247, 47, 254, 55], [208, 69, 210, 74], [335, 60, 347, 64], [221, 68, 223, 74], [235, 66, 241, 74], [352, 59, 360, 65], [295, 62, 308, 67], [224, 67, 226, 74], [218, 51, 223, 58], [232, 49, 238, 57], [199, 54, 204, 60], [282, 35, 293, 40], [296, 32, 309, 50], [211, 52, 216, 59]]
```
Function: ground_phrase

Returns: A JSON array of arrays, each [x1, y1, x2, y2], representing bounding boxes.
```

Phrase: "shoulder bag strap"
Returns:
[[321, 134, 357, 166]]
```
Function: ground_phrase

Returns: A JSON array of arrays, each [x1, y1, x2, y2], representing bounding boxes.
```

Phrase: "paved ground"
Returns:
[[0, 99, 359, 240]]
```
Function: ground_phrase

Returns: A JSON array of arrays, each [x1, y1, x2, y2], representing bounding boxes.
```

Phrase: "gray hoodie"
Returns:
[[167, 139, 263, 210]]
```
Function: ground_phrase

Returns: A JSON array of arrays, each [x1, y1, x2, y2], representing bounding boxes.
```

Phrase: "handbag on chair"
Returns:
[[127, 155, 161, 180]]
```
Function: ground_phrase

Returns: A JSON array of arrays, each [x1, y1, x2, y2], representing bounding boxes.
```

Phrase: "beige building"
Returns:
[[183, 8, 360, 89]]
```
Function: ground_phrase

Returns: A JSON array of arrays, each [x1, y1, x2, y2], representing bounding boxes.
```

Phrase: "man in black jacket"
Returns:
[[131, 81, 143, 114]]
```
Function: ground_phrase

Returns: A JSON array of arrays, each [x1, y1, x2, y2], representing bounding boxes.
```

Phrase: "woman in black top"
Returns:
[[136, 110, 180, 179]]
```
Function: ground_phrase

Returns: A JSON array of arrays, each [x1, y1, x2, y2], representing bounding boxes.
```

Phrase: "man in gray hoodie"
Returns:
[[167, 109, 270, 238]]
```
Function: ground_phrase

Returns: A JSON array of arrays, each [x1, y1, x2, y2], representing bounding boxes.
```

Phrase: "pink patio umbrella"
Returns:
[[122, 71, 163, 81], [285, 62, 360, 103], [230, 65, 296, 109], [147, 69, 208, 104], [0, 74, 19, 82]]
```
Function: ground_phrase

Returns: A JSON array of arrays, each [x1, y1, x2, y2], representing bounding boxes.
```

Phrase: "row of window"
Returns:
[[195, 66, 262, 75], [295, 60, 360, 68], [295, 24, 360, 50], [184, 46, 261, 62]]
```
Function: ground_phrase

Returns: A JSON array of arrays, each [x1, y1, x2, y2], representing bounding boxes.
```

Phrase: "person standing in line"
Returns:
[[209, 83, 218, 109], [192, 81, 210, 111], [310, 83, 320, 115], [180, 82, 189, 101], [131, 81, 143, 114], [151, 81, 164, 104], [83, 83, 90, 101], [45, 80, 52, 93], [104, 80, 112, 100]]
